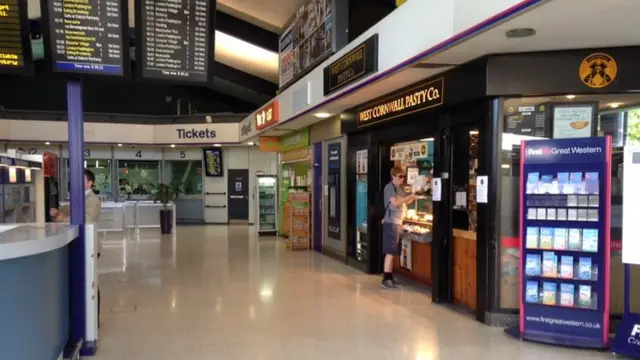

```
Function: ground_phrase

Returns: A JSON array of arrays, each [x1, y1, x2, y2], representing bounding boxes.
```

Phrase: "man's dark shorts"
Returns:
[[382, 222, 402, 256]]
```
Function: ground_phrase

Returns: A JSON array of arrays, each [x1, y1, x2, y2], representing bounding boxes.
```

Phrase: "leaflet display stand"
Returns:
[[506, 137, 611, 349], [612, 146, 640, 358]]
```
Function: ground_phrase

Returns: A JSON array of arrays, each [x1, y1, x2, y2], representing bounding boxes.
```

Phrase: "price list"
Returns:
[[139, 0, 212, 83], [46, 0, 125, 75], [0, 0, 32, 74]]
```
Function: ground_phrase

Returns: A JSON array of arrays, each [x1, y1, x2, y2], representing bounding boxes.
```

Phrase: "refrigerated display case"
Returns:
[[257, 175, 278, 235]]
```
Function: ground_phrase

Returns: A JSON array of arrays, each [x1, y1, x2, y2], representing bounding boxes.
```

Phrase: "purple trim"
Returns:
[[251, 0, 543, 137], [0, 139, 244, 146], [66, 80, 87, 351], [80, 340, 98, 356]]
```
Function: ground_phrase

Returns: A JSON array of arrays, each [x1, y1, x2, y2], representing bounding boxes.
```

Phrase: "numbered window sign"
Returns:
[[114, 147, 162, 160]]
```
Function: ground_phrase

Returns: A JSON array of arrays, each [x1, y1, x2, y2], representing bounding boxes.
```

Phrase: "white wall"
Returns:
[[203, 147, 277, 224], [238, 0, 531, 141]]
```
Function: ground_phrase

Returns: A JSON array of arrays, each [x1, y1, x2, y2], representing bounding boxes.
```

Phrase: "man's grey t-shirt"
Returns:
[[383, 182, 407, 224]]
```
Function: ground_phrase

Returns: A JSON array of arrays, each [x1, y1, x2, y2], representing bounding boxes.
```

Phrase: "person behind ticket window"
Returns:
[[381, 166, 418, 289]]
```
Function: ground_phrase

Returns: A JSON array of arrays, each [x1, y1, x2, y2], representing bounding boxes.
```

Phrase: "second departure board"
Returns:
[[42, 0, 129, 76], [0, 0, 33, 74], [137, 0, 215, 84]]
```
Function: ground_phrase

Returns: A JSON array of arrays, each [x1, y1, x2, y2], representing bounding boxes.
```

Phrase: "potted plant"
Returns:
[[153, 183, 177, 234]]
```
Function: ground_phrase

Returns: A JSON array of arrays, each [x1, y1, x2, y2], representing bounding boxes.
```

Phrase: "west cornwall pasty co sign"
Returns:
[[357, 78, 443, 127]]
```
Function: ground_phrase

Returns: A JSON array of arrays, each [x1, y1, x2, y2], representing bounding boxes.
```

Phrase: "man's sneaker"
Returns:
[[381, 279, 397, 289]]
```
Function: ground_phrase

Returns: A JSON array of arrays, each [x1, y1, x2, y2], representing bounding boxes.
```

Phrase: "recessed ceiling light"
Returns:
[[469, 130, 479, 135], [314, 112, 331, 119], [505, 28, 536, 38], [118, 143, 123, 147], [214, 144, 222, 147], [566, 95, 576, 99], [247, 141, 255, 146], [170, 144, 176, 148], [45, 141, 50, 145], [609, 103, 622, 108], [420, 138, 434, 142]]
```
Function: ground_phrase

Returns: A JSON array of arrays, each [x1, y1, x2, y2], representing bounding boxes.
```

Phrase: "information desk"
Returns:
[[0, 224, 79, 360]]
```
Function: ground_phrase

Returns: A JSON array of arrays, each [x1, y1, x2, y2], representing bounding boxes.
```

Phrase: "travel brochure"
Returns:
[[525, 280, 594, 309], [526, 171, 599, 195], [526, 226, 597, 253]]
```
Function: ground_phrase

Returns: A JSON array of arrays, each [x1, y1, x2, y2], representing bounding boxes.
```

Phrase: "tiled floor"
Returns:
[[94, 225, 609, 359]]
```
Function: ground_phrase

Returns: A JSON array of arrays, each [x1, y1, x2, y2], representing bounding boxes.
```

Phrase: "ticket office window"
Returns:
[[167, 160, 203, 196], [498, 95, 640, 314], [117, 160, 161, 198], [65, 159, 112, 198]]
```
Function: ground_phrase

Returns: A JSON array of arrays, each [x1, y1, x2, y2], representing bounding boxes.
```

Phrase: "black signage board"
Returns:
[[323, 34, 378, 96], [0, 0, 33, 75], [357, 77, 444, 128], [203, 147, 223, 177], [136, 0, 216, 84], [41, 0, 130, 76], [504, 104, 550, 138]]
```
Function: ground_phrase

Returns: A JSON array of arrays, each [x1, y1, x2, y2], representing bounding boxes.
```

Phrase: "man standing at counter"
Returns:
[[382, 166, 417, 289], [50, 169, 102, 324]]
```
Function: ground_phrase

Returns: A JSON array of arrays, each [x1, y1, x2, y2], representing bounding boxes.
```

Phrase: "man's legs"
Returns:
[[381, 223, 399, 288]]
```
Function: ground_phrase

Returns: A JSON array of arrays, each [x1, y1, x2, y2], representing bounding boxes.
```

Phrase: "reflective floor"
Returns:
[[95, 226, 609, 359]]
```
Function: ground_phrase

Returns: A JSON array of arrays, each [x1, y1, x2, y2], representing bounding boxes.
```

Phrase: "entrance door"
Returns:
[[228, 169, 249, 222]]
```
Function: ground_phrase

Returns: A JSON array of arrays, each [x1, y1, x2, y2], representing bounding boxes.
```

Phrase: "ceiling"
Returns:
[[256, 0, 640, 139], [217, 0, 308, 33]]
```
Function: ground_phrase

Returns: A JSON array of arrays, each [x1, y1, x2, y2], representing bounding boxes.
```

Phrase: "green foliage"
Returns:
[[627, 110, 640, 145], [153, 183, 176, 210]]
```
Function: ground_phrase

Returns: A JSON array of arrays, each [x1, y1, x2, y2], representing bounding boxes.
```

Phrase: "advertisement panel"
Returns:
[[508, 137, 612, 349], [279, 128, 310, 152], [279, 0, 347, 89], [327, 142, 341, 240]]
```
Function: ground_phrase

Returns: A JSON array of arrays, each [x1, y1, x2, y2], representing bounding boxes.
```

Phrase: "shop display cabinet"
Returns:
[[257, 175, 278, 235]]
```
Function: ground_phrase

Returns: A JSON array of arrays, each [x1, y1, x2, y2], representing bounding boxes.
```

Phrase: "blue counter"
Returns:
[[0, 224, 79, 360]]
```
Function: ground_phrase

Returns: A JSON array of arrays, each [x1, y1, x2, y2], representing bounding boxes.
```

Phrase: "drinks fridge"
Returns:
[[257, 175, 278, 235]]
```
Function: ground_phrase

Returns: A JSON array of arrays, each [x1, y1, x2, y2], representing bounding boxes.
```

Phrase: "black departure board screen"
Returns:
[[43, 0, 128, 76], [137, 0, 214, 84], [0, 0, 33, 74]]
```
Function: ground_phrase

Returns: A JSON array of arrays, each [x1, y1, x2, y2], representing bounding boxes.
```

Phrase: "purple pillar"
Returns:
[[66, 80, 89, 355]]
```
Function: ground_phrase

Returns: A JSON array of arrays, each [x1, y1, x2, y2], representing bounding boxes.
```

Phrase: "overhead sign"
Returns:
[[42, 0, 129, 76], [279, 128, 309, 152], [357, 77, 444, 128], [323, 34, 378, 96], [579, 53, 617, 89], [136, 0, 215, 83], [259, 137, 280, 152], [281, 147, 310, 163], [255, 101, 279, 131], [390, 142, 428, 161], [0, 0, 33, 75]]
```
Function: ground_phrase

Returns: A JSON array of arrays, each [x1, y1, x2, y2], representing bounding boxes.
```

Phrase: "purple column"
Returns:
[[66, 80, 88, 355]]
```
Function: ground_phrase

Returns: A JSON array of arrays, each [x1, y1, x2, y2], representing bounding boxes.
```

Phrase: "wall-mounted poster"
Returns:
[[203, 147, 223, 177], [356, 149, 368, 174], [553, 104, 596, 139], [278, 0, 347, 89]]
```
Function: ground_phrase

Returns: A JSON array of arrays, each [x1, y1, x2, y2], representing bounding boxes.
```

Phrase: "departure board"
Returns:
[[0, 0, 33, 74], [137, 0, 214, 84], [44, 0, 128, 76]]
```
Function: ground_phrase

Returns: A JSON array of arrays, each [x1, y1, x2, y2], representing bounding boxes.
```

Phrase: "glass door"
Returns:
[[257, 175, 277, 233]]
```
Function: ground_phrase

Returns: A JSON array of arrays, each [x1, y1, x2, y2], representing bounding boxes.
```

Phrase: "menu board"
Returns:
[[43, 0, 128, 75], [203, 147, 223, 177], [553, 104, 596, 139], [504, 105, 549, 137], [137, 0, 214, 83], [0, 0, 33, 74]]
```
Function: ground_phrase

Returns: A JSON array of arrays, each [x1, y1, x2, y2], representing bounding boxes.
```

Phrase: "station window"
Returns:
[[167, 160, 203, 196], [117, 160, 160, 198]]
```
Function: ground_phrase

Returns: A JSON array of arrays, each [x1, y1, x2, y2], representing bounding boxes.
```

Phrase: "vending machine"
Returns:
[[257, 175, 277, 235]]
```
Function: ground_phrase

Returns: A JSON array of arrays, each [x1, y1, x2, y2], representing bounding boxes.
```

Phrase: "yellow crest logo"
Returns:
[[579, 53, 617, 88]]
